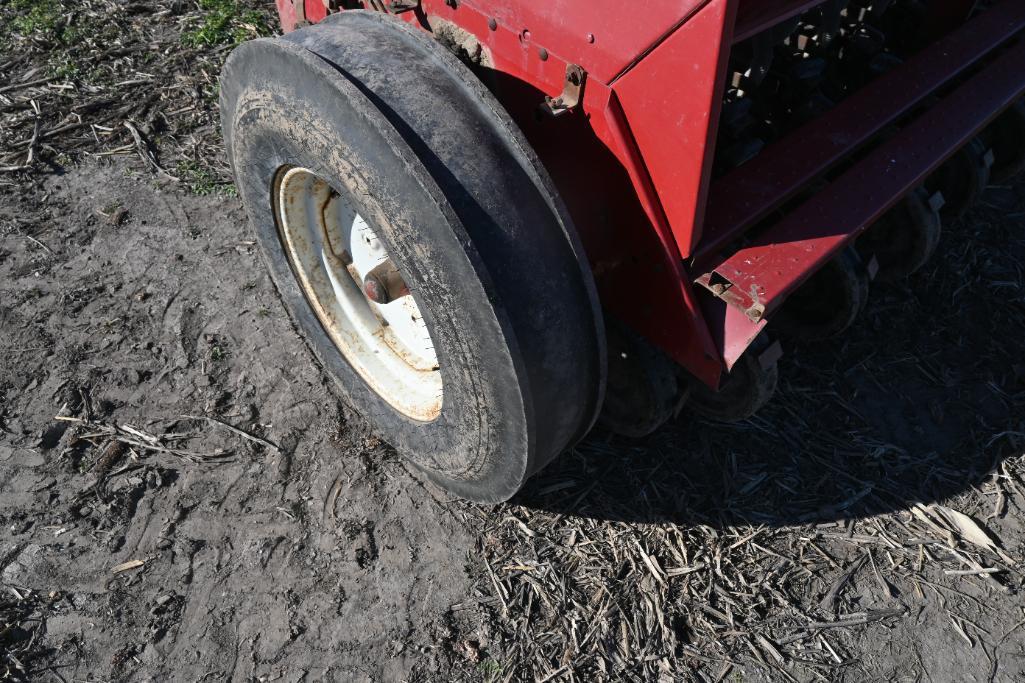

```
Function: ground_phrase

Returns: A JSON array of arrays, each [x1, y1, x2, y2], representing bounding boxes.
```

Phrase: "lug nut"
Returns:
[[361, 259, 409, 305], [363, 274, 391, 304]]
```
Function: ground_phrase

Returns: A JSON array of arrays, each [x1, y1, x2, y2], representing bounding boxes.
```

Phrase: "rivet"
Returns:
[[538, 47, 548, 61], [586, 33, 595, 44], [487, 17, 497, 31]]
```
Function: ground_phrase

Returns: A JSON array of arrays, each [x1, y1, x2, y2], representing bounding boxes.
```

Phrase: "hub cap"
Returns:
[[274, 166, 443, 421]]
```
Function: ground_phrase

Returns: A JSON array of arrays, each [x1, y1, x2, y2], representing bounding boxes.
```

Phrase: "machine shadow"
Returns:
[[511, 194, 1024, 528], [515, 405, 1018, 528], [460, 63, 1023, 529], [514, 266, 1025, 527]]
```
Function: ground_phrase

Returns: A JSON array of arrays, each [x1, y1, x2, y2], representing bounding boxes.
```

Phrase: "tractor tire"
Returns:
[[219, 12, 605, 503], [984, 100, 1025, 183], [924, 137, 991, 222], [598, 320, 685, 438], [856, 187, 941, 282], [771, 246, 870, 341], [685, 335, 779, 422]]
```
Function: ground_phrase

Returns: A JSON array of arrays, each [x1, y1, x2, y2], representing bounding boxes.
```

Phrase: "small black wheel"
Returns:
[[771, 246, 869, 341], [685, 335, 779, 422], [924, 137, 991, 222], [982, 100, 1025, 183], [598, 320, 685, 438], [856, 187, 941, 282], [220, 12, 605, 502]]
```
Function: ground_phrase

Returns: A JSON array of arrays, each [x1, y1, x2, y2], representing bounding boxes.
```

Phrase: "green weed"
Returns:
[[176, 160, 238, 197], [10, 0, 60, 37], [479, 659, 503, 682], [182, 0, 270, 47], [8, 0, 116, 81]]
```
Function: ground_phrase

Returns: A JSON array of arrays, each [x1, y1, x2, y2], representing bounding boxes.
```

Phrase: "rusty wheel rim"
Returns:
[[273, 166, 443, 421]]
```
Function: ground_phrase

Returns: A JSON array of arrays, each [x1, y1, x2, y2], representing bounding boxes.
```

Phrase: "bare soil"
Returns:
[[3, 1, 1025, 682]]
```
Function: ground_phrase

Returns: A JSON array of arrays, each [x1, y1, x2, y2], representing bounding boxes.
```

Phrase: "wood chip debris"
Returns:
[[110, 559, 145, 574]]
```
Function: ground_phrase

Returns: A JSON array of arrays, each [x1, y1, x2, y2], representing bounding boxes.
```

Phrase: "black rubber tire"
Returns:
[[219, 12, 605, 503], [771, 246, 870, 341], [856, 187, 941, 282], [924, 137, 990, 222], [983, 100, 1025, 183], [684, 335, 779, 423], [598, 320, 685, 438]]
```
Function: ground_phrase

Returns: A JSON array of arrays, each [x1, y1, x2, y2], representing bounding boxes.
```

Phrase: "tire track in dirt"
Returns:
[[5, 159, 1025, 681], [1, 162, 478, 681]]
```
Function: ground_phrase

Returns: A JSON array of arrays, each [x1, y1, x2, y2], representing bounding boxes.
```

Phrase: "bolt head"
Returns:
[[363, 275, 390, 304]]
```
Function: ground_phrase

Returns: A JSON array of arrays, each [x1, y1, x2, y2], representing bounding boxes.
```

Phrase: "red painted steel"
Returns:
[[287, 0, 707, 84], [305, 1, 327, 23], [696, 0, 1025, 267], [276, 0, 297, 30], [699, 39, 1025, 321], [281, 0, 328, 29], [614, 0, 737, 258], [699, 295, 768, 371], [272, 0, 744, 384], [434, 0, 708, 85], [382, 0, 732, 386], [597, 93, 723, 381], [273, 0, 1025, 389], [403, 0, 735, 261]]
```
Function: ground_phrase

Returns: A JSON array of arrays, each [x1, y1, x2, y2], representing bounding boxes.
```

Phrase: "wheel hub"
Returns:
[[273, 166, 443, 421]]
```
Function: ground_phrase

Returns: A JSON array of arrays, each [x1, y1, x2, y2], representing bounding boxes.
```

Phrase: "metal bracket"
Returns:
[[363, 0, 418, 13], [293, 0, 309, 28], [696, 271, 765, 322], [541, 64, 586, 117]]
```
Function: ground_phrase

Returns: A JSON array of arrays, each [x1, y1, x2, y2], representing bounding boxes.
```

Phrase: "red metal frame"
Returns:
[[700, 39, 1025, 322], [276, 0, 1017, 387], [695, 1, 1025, 267]]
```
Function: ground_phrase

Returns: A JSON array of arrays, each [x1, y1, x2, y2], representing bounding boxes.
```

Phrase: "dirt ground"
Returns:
[[3, 1, 1025, 682]]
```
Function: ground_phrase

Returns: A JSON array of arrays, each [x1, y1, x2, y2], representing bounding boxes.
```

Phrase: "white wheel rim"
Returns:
[[274, 166, 443, 421]]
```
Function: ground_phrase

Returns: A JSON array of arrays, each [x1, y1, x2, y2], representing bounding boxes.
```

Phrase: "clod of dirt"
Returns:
[[338, 519, 378, 568]]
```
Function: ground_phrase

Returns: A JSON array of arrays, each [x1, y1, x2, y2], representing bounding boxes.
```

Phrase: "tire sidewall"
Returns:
[[225, 41, 534, 501]]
